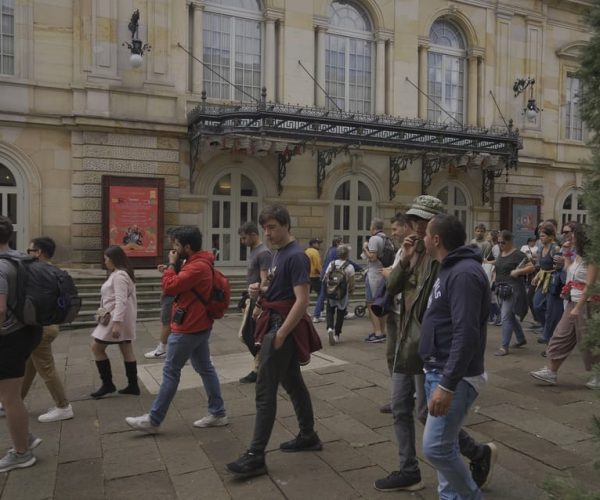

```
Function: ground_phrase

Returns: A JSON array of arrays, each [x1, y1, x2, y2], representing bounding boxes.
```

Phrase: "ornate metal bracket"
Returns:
[[276, 143, 305, 195], [389, 155, 414, 201], [481, 167, 506, 205], [421, 156, 447, 194], [317, 149, 338, 198]]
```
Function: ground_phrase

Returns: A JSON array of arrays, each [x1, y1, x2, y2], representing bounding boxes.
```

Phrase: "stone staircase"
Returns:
[[63, 270, 367, 330]]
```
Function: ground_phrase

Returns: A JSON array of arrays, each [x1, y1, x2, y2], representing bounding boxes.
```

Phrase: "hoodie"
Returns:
[[419, 245, 490, 391]]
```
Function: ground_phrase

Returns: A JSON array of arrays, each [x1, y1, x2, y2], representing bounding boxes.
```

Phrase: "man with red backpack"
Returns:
[[126, 226, 228, 433]]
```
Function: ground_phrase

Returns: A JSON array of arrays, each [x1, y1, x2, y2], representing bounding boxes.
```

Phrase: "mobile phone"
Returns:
[[172, 307, 186, 324]]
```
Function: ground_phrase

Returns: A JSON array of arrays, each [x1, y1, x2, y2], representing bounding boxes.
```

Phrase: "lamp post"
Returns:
[[122, 9, 151, 68], [513, 77, 541, 122]]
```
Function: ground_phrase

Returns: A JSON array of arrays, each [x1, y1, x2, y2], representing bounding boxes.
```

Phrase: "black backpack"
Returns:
[[378, 234, 396, 267], [326, 261, 350, 300], [1, 254, 82, 326]]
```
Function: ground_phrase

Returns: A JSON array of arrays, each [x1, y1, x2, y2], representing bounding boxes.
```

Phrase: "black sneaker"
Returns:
[[279, 432, 323, 452], [226, 451, 267, 478], [374, 471, 424, 492], [239, 371, 257, 384], [470, 442, 498, 489]]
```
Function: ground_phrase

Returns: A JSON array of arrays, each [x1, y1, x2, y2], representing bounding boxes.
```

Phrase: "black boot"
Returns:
[[118, 361, 140, 395], [91, 359, 116, 399]]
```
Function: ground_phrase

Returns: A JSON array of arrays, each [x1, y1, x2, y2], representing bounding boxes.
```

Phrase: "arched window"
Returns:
[[428, 19, 466, 124], [209, 171, 260, 265], [203, 0, 262, 102], [326, 1, 373, 113], [437, 182, 470, 232], [332, 177, 376, 260], [0, 0, 15, 75], [0, 163, 20, 248], [560, 188, 587, 226]]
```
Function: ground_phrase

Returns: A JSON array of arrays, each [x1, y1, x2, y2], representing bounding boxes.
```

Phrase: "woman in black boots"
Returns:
[[90, 246, 139, 398]]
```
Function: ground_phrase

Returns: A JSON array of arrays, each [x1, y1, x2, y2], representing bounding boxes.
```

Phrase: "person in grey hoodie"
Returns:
[[420, 214, 493, 500]]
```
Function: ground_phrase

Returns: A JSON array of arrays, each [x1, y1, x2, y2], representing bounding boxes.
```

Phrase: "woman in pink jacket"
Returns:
[[90, 246, 139, 398]]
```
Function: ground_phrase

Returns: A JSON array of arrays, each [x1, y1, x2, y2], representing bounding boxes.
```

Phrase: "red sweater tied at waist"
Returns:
[[254, 300, 323, 365], [561, 280, 600, 302]]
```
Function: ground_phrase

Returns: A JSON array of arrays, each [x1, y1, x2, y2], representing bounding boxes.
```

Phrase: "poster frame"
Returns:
[[102, 175, 164, 268], [500, 197, 541, 248]]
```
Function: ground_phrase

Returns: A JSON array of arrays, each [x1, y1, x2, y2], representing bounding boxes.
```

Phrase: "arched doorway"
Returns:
[[437, 181, 471, 232], [209, 171, 261, 265], [0, 163, 23, 249], [332, 177, 376, 260]]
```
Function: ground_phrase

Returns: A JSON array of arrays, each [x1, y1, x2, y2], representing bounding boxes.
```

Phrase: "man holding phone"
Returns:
[[126, 226, 227, 433]]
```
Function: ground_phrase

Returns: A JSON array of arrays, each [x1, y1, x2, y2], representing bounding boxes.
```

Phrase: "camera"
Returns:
[[173, 307, 186, 324]]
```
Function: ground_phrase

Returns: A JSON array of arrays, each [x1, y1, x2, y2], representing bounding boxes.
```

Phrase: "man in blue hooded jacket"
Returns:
[[420, 214, 491, 500]]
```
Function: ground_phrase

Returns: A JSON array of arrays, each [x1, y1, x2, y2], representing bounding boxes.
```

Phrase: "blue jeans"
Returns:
[[313, 285, 326, 319], [423, 372, 481, 500], [500, 295, 525, 349], [149, 330, 225, 425], [541, 294, 564, 342], [532, 289, 547, 327]]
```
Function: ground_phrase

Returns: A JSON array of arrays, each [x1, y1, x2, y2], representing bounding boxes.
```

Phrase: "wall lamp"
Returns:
[[122, 9, 151, 68], [513, 77, 541, 122]]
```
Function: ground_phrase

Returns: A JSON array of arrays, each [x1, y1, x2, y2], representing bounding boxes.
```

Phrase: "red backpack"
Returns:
[[192, 264, 231, 319]]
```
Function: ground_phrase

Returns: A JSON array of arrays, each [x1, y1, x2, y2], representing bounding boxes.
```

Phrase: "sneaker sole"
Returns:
[[374, 480, 425, 492], [226, 465, 267, 479], [144, 353, 166, 359], [367, 338, 386, 343], [480, 443, 498, 490], [125, 420, 159, 434], [30, 437, 43, 450], [193, 420, 229, 428], [280, 442, 323, 453], [38, 414, 74, 423], [529, 372, 557, 385], [0, 455, 36, 473]]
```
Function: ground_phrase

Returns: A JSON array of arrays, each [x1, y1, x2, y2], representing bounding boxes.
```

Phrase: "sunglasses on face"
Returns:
[[562, 230, 571, 234], [498, 241, 506, 245]]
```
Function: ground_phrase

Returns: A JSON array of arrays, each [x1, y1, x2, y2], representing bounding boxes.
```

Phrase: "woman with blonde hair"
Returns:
[[90, 245, 139, 398]]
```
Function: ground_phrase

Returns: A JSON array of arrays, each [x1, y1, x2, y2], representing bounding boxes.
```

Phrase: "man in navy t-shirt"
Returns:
[[227, 205, 322, 478]]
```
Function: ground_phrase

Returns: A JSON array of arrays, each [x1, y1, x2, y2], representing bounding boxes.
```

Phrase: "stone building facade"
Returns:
[[0, 0, 592, 267]]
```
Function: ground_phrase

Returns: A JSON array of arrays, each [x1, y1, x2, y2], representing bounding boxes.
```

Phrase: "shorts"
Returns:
[[161, 295, 175, 325], [0, 326, 43, 380], [365, 275, 385, 305]]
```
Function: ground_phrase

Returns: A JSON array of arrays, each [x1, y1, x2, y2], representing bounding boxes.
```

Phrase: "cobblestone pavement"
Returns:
[[1, 312, 599, 499]]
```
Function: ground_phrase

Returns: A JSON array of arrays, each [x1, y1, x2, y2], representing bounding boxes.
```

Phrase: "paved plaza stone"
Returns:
[[1, 312, 599, 499]]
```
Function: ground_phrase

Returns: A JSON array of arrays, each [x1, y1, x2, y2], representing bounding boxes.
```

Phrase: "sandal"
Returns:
[[494, 347, 508, 356]]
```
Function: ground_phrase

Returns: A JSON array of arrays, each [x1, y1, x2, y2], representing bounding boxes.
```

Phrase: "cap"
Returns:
[[405, 195, 444, 220], [309, 238, 322, 246]]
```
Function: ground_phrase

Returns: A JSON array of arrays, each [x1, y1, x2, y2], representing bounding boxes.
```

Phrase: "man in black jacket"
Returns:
[[420, 214, 491, 500]]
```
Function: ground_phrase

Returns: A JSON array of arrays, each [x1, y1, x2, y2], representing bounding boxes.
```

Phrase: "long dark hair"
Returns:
[[569, 222, 589, 258], [104, 245, 135, 282]]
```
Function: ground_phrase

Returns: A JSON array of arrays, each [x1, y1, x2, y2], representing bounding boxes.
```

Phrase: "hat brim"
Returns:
[[406, 208, 437, 220]]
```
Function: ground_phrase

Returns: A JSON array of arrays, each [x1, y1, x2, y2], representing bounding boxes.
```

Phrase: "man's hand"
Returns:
[[168, 250, 178, 265], [400, 234, 419, 268], [428, 386, 453, 417], [380, 267, 392, 279], [111, 321, 122, 339], [157, 264, 167, 273], [248, 282, 261, 300]]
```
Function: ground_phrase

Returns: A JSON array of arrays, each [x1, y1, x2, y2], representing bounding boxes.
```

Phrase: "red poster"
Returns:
[[108, 185, 159, 257]]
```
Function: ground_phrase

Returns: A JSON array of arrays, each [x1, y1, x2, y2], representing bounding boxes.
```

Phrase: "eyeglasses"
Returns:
[[561, 230, 572, 234]]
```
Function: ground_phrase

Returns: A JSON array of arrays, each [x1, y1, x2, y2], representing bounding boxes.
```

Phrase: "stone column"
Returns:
[[385, 39, 394, 115], [467, 55, 478, 125], [264, 18, 276, 101], [315, 26, 326, 107], [418, 42, 429, 119], [375, 36, 386, 114], [192, 3, 204, 94], [477, 56, 484, 126]]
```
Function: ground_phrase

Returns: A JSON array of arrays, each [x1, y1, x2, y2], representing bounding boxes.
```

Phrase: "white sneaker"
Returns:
[[0, 403, 4, 418], [327, 328, 335, 346], [193, 414, 229, 428], [345, 312, 356, 320], [585, 374, 600, 390], [312, 317, 323, 324], [125, 414, 160, 434], [334, 334, 340, 344], [144, 346, 167, 359], [9, 433, 42, 453], [38, 404, 74, 423], [530, 367, 557, 385]]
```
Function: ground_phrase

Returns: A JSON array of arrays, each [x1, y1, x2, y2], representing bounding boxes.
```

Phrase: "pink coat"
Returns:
[[91, 270, 137, 342]]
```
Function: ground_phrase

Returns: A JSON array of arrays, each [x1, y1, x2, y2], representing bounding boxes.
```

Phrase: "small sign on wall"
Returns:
[[102, 176, 164, 268], [500, 197, 541, 248]]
